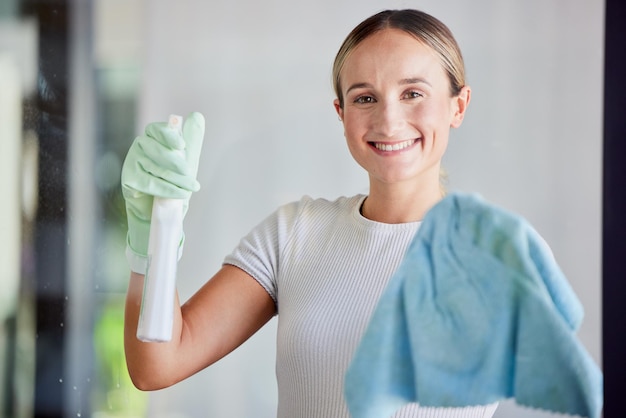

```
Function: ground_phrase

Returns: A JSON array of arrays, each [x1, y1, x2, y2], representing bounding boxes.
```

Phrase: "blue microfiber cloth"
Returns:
[[345, 193, 603, 418]]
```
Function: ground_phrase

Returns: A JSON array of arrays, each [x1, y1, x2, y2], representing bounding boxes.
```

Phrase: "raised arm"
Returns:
[[120, 112, 275, 390]]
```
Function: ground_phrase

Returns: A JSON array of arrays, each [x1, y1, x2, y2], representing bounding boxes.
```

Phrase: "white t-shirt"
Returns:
[[224, 195, 498, 418]]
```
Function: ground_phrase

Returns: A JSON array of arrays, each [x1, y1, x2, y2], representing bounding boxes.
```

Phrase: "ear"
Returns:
[[333, 98, 344, 121], [450, 85, 471, 128]]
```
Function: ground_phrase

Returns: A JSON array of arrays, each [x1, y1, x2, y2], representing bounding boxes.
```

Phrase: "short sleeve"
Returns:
[[223, 198, 306, 306]]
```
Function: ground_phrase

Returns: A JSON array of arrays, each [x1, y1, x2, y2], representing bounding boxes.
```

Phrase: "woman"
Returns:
[[121, 9, 498, 418]]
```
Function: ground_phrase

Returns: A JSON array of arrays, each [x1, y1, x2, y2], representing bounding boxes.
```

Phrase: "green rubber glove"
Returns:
[[121, 112, 205, 273]]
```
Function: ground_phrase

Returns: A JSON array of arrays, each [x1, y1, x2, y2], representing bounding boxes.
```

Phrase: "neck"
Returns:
[[362, 176, 444, 224]]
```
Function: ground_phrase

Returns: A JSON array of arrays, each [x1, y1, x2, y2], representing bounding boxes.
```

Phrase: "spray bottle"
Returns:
[[136, 114, 184, 342]]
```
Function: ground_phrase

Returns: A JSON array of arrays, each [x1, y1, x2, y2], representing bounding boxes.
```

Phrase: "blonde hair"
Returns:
[[332, 9, 466, 109]]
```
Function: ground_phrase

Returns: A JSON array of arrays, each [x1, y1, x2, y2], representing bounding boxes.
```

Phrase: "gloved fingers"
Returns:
[[136, 135, 190, 175], [182, 112, 205, 176], [124, 173, 193, 200], [137, 157, 200, 195], [145, 120, 186, 150]]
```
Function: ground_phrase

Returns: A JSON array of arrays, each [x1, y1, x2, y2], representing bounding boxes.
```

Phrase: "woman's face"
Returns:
[[334, 28, 469, 188]]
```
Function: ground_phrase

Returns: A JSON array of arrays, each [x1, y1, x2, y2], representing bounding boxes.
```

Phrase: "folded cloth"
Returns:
[[345, 193, 603, 418]]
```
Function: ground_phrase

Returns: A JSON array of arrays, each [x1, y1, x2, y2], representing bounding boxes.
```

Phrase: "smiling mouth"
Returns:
[[370, 138, 418, 152]]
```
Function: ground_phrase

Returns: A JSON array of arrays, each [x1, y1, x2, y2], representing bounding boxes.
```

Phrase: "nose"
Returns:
[[372, 99, 405, 138]]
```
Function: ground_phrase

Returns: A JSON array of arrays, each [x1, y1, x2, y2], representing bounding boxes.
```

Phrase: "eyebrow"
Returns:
[[345, 77, 432, 95], [399, 77, 431, 87]]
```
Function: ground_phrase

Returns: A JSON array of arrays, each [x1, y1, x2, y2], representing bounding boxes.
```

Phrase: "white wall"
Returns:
[[137, 1, 604, 417]]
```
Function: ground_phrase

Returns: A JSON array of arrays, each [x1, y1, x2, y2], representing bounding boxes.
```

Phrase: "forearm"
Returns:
[[123, 265, 277, 391], [123, 271, 184, 390]]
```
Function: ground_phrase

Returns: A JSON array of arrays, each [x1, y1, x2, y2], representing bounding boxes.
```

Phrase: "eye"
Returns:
[[354, 95, 376, 104], [403, 90, 423, 100]]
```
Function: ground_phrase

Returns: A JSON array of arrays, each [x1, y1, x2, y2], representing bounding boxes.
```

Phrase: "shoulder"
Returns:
[[267, 194, 366, 238], [239, 194, 365, 244], [279, 194, 366, 218]]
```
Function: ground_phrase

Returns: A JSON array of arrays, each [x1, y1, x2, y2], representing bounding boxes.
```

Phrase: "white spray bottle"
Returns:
[[136, 114, 184, 342]]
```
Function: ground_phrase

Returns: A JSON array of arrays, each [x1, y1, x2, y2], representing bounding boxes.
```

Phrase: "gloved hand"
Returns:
[[121, 112, 205, 273]]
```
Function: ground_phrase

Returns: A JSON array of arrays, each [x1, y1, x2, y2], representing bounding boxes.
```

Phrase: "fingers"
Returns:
[[136, 135, 189, 175], [142, 112, 205, 173], [123, 138, 199, 199], [145, 120, 186, 150], [124, 112, 205, 199], [137, 156, 200, 197], [122, 161, 196, 200]]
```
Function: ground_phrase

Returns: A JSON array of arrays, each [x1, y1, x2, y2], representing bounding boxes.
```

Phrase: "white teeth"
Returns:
[[374, 139, 416, 152]]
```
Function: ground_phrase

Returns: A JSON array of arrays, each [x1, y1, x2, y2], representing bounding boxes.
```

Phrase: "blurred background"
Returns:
[[0, 0, 607, 417]]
